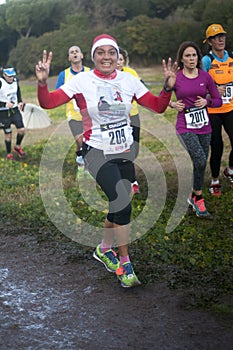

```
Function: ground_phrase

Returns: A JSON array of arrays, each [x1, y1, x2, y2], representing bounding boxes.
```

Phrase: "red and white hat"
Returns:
[[91, 34, 119, 60]]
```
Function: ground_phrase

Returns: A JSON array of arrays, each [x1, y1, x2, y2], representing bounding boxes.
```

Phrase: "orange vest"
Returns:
[[207, 55, 233, 114]]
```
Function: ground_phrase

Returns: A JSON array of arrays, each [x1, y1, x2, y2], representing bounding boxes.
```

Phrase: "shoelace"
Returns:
[[104, 250, 118, 263], [195, 199, 206, 212]]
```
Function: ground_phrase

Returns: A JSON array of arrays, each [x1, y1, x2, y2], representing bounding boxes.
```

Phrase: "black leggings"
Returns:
[[178, 132, 211, 191], [83, 143, 135, 225], [209, 111, 233, 178]]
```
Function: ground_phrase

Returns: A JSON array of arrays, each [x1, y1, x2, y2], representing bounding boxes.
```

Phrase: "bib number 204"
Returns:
[[109, 129, 126, 145]]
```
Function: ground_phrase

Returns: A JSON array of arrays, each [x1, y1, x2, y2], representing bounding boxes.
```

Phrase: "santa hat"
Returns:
[[91, 34, 119, 60]]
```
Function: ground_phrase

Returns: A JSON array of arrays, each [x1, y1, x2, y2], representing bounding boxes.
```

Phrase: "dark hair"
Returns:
[[119, 47, 129, 65], [176, 41, 203, 69]]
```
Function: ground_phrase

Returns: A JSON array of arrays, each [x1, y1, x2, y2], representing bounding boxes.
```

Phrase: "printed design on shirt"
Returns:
[[94, 83, 131, 154], [210, 63, 219, 69], [96, 84, 126, 120]]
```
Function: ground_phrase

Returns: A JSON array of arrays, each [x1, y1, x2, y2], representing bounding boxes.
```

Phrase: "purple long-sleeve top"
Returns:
[[174, 69, 222, 134]]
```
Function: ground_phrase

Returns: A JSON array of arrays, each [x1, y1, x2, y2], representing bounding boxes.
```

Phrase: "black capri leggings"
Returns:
[[83, 143, 135, 225], [178, 132, 211, 191]]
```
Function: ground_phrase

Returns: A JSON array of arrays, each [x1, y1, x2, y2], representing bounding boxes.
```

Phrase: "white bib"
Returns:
[[185, 107, 209, 129], [222, 84, 233, 104], [101, 118, 131, 154]]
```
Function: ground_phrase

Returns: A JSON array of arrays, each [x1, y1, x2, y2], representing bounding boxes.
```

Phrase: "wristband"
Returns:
[[164, 85, 173, 92]]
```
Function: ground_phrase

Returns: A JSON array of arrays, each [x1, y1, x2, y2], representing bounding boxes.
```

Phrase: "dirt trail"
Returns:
[[1, 227, 233, 350], [0, 77, 233, 350]]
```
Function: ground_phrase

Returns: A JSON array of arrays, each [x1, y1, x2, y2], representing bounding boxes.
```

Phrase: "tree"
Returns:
[[4, 0, 233, 76], [5, 0, 70, 38], [0, 4, 17, 64], [147, 0, 194, 19]]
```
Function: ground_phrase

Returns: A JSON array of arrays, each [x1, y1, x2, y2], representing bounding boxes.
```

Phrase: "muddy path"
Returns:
[[1, 228, 232, 350]]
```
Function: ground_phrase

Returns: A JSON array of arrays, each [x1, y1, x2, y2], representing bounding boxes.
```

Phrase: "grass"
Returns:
[[0, 72, 232, 315]]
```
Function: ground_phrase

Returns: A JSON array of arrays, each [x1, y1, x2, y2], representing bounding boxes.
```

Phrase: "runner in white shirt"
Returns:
[[0, 67, 26, 160], [35, 33, 178, 288]]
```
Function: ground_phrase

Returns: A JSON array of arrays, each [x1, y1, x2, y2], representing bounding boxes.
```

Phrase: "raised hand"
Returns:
[[35, 50, 53, 85], [162, 57, 179, 91]]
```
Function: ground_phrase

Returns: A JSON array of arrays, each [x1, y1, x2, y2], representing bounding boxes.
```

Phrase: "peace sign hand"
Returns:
[[35, 50, 53, 85]]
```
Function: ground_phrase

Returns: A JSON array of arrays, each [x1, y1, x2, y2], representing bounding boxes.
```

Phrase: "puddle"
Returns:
[[0, 267, 97, 349]]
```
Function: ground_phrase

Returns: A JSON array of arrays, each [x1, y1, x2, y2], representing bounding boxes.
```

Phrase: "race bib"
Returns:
[[222, 83, 233, 104], [101, 119, 131, 154], [184, 107, 209, 129]]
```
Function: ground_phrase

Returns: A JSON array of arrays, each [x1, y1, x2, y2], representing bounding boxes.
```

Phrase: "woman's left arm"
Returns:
[[206, 75, 223, 108], [137, 90, 173, 113]]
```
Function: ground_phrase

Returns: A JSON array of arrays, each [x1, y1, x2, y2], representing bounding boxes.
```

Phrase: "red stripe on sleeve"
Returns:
[[37, 84, 70, 109], [137, 90, 172, 113]]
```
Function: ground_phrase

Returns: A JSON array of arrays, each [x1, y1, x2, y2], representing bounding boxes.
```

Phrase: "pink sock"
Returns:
[[120, 255, 130, 265], [100, 240, 111, 253]]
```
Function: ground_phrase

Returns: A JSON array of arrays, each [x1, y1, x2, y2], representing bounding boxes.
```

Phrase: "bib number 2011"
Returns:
[[185, 107, 209, 129], [190, 109, 206, 124]]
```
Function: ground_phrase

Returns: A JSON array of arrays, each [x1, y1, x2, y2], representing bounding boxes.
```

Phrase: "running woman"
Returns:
[[169, 41, 222, 217], [35, 34, 177, 288]]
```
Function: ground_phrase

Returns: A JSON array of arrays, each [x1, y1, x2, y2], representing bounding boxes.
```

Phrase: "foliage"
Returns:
[[1, 0, 233, 76], [4, 0, 66, 38]]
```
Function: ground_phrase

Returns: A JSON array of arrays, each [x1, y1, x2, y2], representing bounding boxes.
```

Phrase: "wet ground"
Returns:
[[1, 228, 233, 350]]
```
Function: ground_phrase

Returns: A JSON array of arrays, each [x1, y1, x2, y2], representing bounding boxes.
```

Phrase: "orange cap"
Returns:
[[203, 24, 226, 43]]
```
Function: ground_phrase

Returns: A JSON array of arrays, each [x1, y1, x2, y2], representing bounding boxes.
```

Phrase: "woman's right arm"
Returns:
[[36, 50, 71, 109], [38, 85, 70, 109]]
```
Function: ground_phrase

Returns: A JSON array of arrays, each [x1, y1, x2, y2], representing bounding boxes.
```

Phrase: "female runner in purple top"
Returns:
[[169, 41, 222, 218]]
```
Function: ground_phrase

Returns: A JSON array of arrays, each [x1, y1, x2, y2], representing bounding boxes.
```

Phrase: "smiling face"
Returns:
[[181, 46, 198, 70], [93, 45, 118, 75]]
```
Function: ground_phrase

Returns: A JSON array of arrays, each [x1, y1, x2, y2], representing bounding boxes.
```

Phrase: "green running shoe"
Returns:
[[93, 244, 120, 273], [116, 262, 141, 288]]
